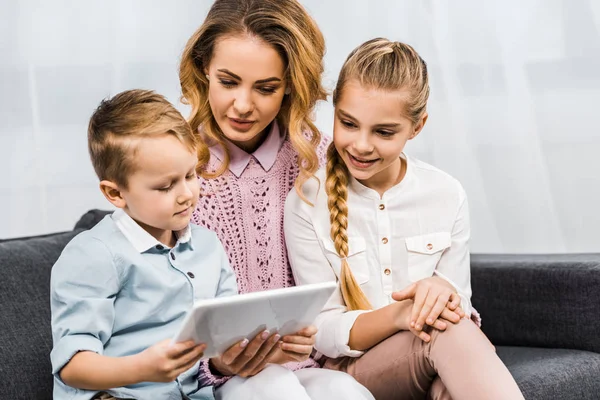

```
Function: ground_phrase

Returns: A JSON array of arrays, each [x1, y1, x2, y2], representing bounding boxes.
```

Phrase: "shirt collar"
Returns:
[[350, 153, 413, 200], [112, 209, 193, 253], [209, 122, 285, 178]]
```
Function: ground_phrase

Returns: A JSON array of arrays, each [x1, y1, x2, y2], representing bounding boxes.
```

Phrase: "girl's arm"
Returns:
[[284, 185, 447, 355], [284, 186, 368, 358], [393, 185, 472, 332]]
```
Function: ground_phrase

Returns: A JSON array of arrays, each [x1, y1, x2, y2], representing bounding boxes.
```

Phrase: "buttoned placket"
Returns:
[[165, 245, 196, 302], [377, 197, 394, 296]]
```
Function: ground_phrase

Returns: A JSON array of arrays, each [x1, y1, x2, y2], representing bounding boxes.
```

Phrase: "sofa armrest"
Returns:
[[471, 253, 600, 353]]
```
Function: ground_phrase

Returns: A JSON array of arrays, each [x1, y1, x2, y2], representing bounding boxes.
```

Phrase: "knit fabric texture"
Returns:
[[192, 133, 330, 371]]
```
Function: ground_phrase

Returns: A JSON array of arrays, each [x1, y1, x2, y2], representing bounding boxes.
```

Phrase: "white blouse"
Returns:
[[284, 154, 472, 359]]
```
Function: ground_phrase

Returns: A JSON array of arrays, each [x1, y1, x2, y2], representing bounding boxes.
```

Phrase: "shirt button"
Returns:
[[187, 271, 195, 279], [384, 268, 391, 275], [382, 237, 388, 244], [155, 245, 164, 250], [170, 252, 176, 260], [378, 204, 385, 210], [426, 243, 433, 251]]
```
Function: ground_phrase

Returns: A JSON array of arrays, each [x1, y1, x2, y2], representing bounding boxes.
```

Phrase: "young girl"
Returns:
[[179, 1, 373, 399], [284, 38, 525, 400]]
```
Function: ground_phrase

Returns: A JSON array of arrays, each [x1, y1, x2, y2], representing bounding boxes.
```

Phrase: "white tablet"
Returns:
[[172, 281, 338, 359]]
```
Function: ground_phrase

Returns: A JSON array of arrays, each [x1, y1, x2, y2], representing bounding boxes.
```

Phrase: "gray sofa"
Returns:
[[0, 209, 599, 400]]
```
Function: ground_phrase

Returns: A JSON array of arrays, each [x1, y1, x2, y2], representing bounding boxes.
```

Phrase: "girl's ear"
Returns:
[[410, 112, 428, 140], [99, 180, 127, 209]]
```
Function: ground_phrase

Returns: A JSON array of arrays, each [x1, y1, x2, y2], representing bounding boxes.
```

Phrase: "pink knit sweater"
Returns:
[[192, 129, 329, 373]]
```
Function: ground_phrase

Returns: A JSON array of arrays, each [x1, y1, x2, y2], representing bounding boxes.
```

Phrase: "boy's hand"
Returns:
[[270, 325, 317, 364], [136, 339, 206, 383], [210, 330, 281, 378]]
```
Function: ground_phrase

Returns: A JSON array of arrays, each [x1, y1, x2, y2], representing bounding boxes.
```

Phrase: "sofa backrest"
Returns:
[[0, 209, 111, 400], [472, 253, 600, 354], [0, 230, 81, 400]]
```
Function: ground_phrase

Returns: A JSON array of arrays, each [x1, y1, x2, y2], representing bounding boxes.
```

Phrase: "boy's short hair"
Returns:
[[88, 89, 208, 188]]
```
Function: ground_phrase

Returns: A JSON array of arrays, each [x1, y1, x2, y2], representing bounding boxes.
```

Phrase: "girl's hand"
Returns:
[[392, 299, 450, 342], [136, 339, 206, 383], [392, 277, 465, 333], [209, 330, 281, 378], [270, 326, 317, 364]]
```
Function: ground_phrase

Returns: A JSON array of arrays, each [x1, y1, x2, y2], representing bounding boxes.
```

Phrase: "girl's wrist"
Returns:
[[390, 300, 411, 331]]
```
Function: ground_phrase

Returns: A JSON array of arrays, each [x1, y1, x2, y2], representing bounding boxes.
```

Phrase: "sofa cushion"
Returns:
[[0, 230, 81, 400], [497, 346, 600, 400]]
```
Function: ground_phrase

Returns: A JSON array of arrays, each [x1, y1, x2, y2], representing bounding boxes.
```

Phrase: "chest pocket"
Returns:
[[405, 232, 451, 282], [321, 236, 370, 285]]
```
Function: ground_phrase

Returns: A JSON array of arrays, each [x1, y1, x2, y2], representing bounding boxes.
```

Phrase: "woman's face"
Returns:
[[206, 34, 288, 153], [333, 79, 426, 194]]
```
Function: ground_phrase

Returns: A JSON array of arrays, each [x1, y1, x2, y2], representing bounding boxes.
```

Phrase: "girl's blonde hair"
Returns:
[[179, 0, 327, 197], [326, 38, 430, 310]]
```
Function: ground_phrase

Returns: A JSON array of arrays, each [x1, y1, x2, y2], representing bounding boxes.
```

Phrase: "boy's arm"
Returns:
[[50, 235, 128, 389]]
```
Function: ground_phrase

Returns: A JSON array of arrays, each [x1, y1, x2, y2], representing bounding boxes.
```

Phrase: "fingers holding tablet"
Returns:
[[278, 325, 317, 362], [209, 330, 281, 377]]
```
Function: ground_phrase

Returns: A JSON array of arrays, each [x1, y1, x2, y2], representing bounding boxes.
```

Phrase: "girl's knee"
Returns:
[[432, 318, 494, 351]]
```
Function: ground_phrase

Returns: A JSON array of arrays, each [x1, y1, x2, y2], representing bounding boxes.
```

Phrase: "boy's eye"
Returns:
[[158, 185, 173, 192]]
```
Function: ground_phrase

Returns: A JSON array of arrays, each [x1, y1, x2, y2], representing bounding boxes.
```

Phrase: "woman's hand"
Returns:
[[209, 330, 281, 378], [393, 277, 465, 335], [270, 326, 317, 364]]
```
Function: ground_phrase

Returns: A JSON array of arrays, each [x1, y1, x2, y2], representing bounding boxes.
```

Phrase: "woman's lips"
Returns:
[[228, 117, 256, 132]]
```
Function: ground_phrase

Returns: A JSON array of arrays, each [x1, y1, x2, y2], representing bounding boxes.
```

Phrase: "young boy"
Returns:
[[50, 90, 237, 400]]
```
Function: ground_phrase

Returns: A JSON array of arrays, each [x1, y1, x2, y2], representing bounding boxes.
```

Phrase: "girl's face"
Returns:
[[206, 34, 288, 153], [333, 79, 427, 194]]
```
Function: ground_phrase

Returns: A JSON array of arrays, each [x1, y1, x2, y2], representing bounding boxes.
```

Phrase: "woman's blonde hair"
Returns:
[[179, 0, 327, 197], [326, 38, 430, 310]]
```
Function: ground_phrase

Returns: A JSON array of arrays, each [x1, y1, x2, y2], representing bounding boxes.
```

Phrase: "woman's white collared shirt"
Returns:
[[284, 153, 472, 359]]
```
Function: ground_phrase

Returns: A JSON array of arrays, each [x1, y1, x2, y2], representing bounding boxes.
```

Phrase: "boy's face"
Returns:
[[114, 135, 199, 245]]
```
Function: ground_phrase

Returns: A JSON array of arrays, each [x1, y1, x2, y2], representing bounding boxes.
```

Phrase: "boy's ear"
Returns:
[[410, 112, 428, 140], [99, 180, 127, 209]]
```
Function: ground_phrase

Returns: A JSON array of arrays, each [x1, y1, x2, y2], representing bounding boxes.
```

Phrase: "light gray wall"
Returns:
[[1, 0, 599, 253]]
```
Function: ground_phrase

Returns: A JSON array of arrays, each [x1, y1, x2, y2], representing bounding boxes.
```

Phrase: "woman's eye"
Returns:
[[186, 173, 196, 180], [219, 79, 236, 88], [258, 86, 277, 94]]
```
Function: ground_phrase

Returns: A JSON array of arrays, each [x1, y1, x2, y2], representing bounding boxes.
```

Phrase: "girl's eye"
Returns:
[[219, 79, 236, 88], [258, 86, 277, 94], [341, 120, 356, 128], [377, 130, 395, 137]]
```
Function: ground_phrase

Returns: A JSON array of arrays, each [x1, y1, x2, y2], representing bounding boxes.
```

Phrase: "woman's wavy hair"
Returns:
[[179, 0, 327, 198], [326, 38, 430, 310]]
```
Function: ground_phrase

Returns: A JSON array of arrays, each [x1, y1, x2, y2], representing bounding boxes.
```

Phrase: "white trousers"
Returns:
[[215, 364, 375, 400]]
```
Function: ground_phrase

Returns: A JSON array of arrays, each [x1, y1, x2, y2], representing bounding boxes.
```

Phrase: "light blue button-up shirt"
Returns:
[[50, 209, 238, 400]]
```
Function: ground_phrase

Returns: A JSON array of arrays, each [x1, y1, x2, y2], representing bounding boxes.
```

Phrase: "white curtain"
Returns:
[[1, 0, 598, 253]]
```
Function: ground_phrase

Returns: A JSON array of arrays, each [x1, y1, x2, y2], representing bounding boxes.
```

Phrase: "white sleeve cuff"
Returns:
[[333, 309, 371, 358]]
